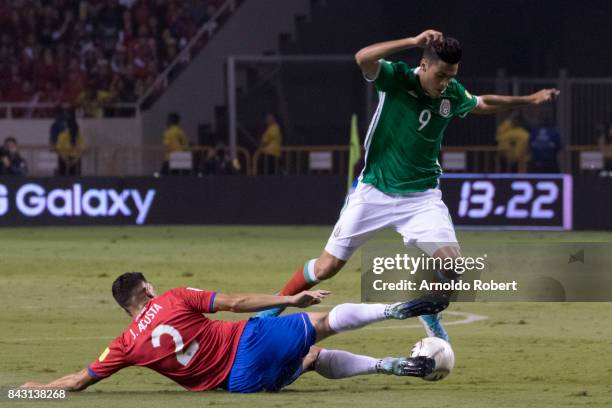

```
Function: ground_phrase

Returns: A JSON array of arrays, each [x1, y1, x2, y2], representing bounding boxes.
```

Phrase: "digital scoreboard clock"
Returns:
[[440, 174, 573, 230]]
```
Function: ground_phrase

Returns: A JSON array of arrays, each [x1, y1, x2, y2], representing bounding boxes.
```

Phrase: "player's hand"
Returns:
[[413, 30, 443, 48], [529, 88, 560, 104], [20, 382, 45, 388], [290, 290, 331, 308]]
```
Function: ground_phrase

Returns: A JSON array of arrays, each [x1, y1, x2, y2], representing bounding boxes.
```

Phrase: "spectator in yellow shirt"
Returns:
[[77, 83, 114, 118], [259, 113, 282, 174], [55, 110, 85, 176], [162, 112, 189, 175], [496, 111, 529, 172]]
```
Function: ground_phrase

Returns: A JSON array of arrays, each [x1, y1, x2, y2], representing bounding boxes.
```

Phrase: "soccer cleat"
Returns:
[[384, 293, 449, 320], [377, 356, 435, 377], [254, 306, 286, 319], [419, 313, 450, 343]]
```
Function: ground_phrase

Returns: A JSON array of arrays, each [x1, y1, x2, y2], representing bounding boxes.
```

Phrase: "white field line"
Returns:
[[309, 303, 489, 330], [0, 310, 487, 343], [365, 311, 488, 330]]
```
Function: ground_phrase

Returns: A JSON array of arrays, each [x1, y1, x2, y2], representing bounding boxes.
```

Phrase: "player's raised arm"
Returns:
[[20, 368, 97, 392], [355, 29, 443, 79], [213, 290, 330, 313], [472, 88, 560, 114]]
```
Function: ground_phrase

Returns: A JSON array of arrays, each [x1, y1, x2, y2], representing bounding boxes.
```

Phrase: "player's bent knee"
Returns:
[[302, 346, 322, 372], [315, 254, 345, 281], [432, 246, 463, 280], [307, 312, 333, 342], [432, 245, 462, 259]]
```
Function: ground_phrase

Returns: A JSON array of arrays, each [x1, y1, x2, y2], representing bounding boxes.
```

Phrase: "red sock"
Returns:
[[279, 265, 317, 296]]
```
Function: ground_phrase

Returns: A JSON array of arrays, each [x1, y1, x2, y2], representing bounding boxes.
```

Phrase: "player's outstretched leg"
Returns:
[[255, 258, 320, 318], [243, 300, 445, 393], [417, 245, 461, 343], [320, 294, 449, 335], [419, 313, 449, 342], [256, 252, 346, 318], [305, 346, 435, 379], [385, 293, 450, 320], [305, 294, 449, 344]]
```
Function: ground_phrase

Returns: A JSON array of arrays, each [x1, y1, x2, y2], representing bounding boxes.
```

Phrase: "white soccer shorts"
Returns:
[[324, 182, 459, 261]]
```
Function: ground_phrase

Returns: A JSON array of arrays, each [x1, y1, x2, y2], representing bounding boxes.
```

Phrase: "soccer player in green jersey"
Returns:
[[257, 30, 559, 341]]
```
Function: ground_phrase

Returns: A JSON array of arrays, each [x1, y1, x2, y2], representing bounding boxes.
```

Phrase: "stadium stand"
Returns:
[[0, 0, 236, 116]]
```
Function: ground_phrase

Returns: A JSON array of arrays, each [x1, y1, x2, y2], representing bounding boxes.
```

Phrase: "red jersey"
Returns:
[[88, 288, 247, 391]]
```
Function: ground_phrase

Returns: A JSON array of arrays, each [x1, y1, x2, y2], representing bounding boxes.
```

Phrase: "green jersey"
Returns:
[[360, 59, 478, 193]]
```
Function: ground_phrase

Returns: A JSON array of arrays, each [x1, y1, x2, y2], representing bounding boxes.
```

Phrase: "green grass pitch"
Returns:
[[1, 226, 611, 407]]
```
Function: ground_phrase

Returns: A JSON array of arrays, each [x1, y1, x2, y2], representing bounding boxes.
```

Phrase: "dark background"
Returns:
[[296, 0, 612, 77], [235, 0, 612, 147]]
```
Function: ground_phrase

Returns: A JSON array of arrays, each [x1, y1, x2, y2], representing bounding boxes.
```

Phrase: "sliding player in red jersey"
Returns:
[[20, 272, 447, 393]]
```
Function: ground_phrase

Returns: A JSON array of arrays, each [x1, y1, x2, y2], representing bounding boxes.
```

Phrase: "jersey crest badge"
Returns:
[[439, 99, 451, 117]]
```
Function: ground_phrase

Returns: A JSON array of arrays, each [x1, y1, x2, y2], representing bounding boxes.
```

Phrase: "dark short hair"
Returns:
[[168, 112, 180, 125], [112, 272, 147, 310], [423, 37, 462, 64], [4, 137, 17, 145]]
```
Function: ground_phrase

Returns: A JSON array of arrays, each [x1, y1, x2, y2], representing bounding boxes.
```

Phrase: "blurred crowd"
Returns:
[[0, 0, 229, 117]]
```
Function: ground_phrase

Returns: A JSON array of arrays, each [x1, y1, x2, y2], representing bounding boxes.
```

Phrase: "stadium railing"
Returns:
[[12, 144, 606, 177], [108, 145, 252, 176], [18, 144, 104, 176], [250, 145, 560, 176], [251, 145, 352, 176], [249, 145, 604, 176], [15, 145, 252, 177], [0, 103, 140, 119]]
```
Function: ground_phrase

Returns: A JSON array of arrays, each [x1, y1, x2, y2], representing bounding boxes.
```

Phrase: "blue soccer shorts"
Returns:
[[225, 313, 317, 393]]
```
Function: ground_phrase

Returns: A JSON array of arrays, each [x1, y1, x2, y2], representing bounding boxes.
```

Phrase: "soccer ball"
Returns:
[[410, 337, 455, 381]]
